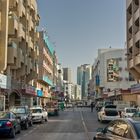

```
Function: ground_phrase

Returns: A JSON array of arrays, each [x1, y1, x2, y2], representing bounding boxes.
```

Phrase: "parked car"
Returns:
[[93, 118, 140, 140], [0, 111, 21, 138], [122, 107, 137, 118], [97, 105, 120, 122], [30, 106, 48, 123], [10, 106, 33, 130], [131, 111, 140, 121]]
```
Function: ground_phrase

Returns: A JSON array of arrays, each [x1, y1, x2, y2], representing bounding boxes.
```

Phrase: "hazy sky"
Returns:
[[37, 0, 125, 82]]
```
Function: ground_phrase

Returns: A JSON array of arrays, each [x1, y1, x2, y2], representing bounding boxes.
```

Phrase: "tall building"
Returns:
[[126, 0, 140, 80], [63, 68, 72, 83], [126, 0, 140, 105], [0, 0, 40, 107], [77, 64, 92, 99]]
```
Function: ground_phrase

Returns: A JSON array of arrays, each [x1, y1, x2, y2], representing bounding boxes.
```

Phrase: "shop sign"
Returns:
[[37, 90, 43, 97], [0, 74, 7, 89], [25, 85, 36, 95], [131, 84, 140, 93]]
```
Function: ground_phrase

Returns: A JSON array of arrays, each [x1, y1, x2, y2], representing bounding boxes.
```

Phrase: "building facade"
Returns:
[[93, 48, 136, 100], [0, 0, 39, 108], [74, 84, 82, 100], [63, 68, 72, 83], [126, 0, 140, 105], [126, 0, 140, 80], [77, 64, 92, 99], [36, 31, 54, 106]]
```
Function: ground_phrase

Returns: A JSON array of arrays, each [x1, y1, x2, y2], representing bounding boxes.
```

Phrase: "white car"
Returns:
[[97, 105, 120, 122], [122, 107, 137, 118], [30, 106, 48, 123]]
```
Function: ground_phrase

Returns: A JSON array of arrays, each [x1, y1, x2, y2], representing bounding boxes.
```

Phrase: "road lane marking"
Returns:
[[80, 111, 91, 140]]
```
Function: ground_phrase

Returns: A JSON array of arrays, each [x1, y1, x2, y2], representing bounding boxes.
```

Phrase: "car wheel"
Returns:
[[29, 120, 33, 127], [46, 116, 49, 122], [97, 116, 100, 122], [9, 128, 15, 138], [17, 126, 21, 134], [25, 122, 29, 130], [40, 117, 43, 124]]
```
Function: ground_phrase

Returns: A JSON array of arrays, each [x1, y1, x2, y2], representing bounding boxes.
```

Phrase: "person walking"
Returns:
[[90, 102, 94, 112]]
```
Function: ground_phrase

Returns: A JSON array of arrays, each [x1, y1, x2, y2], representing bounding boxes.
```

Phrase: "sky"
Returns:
[[37, 0, 126, 82]]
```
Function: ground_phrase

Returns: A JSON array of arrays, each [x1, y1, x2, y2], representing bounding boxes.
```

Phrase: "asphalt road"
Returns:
[[1, 107, 107, 140]]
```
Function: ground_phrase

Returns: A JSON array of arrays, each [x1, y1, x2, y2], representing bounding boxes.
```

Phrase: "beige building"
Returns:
[[126, 0, 140, 79], [0, 0, 40, 107], [126, 0, 140, 106]]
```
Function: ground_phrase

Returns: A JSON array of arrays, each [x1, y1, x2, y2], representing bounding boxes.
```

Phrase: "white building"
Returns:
[[74, 84, 82, 100], [93, 48, 136, 98]]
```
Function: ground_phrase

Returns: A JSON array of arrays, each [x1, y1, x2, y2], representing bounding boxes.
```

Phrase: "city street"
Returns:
[[1, 108, 107, 140]]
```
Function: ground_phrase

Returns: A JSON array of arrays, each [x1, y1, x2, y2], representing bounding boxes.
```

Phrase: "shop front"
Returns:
[[131, 84, 140, 106], [0, 74, 10, 110], [21, 85, 36, 107]]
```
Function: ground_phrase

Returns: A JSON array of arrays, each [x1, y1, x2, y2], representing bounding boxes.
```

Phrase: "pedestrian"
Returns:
[[90, 102, 94, 112]]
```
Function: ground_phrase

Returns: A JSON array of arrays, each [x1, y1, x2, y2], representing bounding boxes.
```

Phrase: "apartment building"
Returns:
[[0, 0, 40, 107], [126, 0, 140, 79], [36, 31, 54, 106], [126, 0, 140, 105]]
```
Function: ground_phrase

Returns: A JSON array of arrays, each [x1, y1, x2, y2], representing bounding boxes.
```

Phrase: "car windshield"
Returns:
[[133, 112, 140, 117], [0, 112, 10, 119], [11, 107, 26, 114], [105, 105, 116, 109], [134, 123, 140, 138], [126, 109, 136, 113], [31, 109, 42, 113]]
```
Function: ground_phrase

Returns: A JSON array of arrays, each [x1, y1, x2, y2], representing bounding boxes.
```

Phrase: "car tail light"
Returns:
[[6, 121, 12, 127]]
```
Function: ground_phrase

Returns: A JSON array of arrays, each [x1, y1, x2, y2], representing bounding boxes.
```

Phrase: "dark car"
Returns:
[[93, 118, 140, 140], [0, 111, 21, 138], [10, 106, 33, 129]]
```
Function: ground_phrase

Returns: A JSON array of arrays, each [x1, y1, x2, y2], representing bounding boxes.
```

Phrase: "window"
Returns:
[[105, 120, 134, 139]]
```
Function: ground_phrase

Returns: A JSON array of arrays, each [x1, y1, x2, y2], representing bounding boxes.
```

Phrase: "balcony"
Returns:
[[134, 54, 140, 66], [128, 18, 132, 29], [28, 36, 34, 49], [43, 49, 53, 65], [129, 59, 134, 69], [9, 0, 18, 10], [126, 0, 132, 9], [43, 61, 53, 75], [134, 9, 139, 21], [8, 13, 18, 36], [135, 30, 140, 43], [128, 38, 133, 48], [7, 42, 17, 64], [18, 23, 25, 39], [19, 1, 26, 17], [29, 18, 34, 31], [28, 58, 33, 70], [43, 75, 53, 86]]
